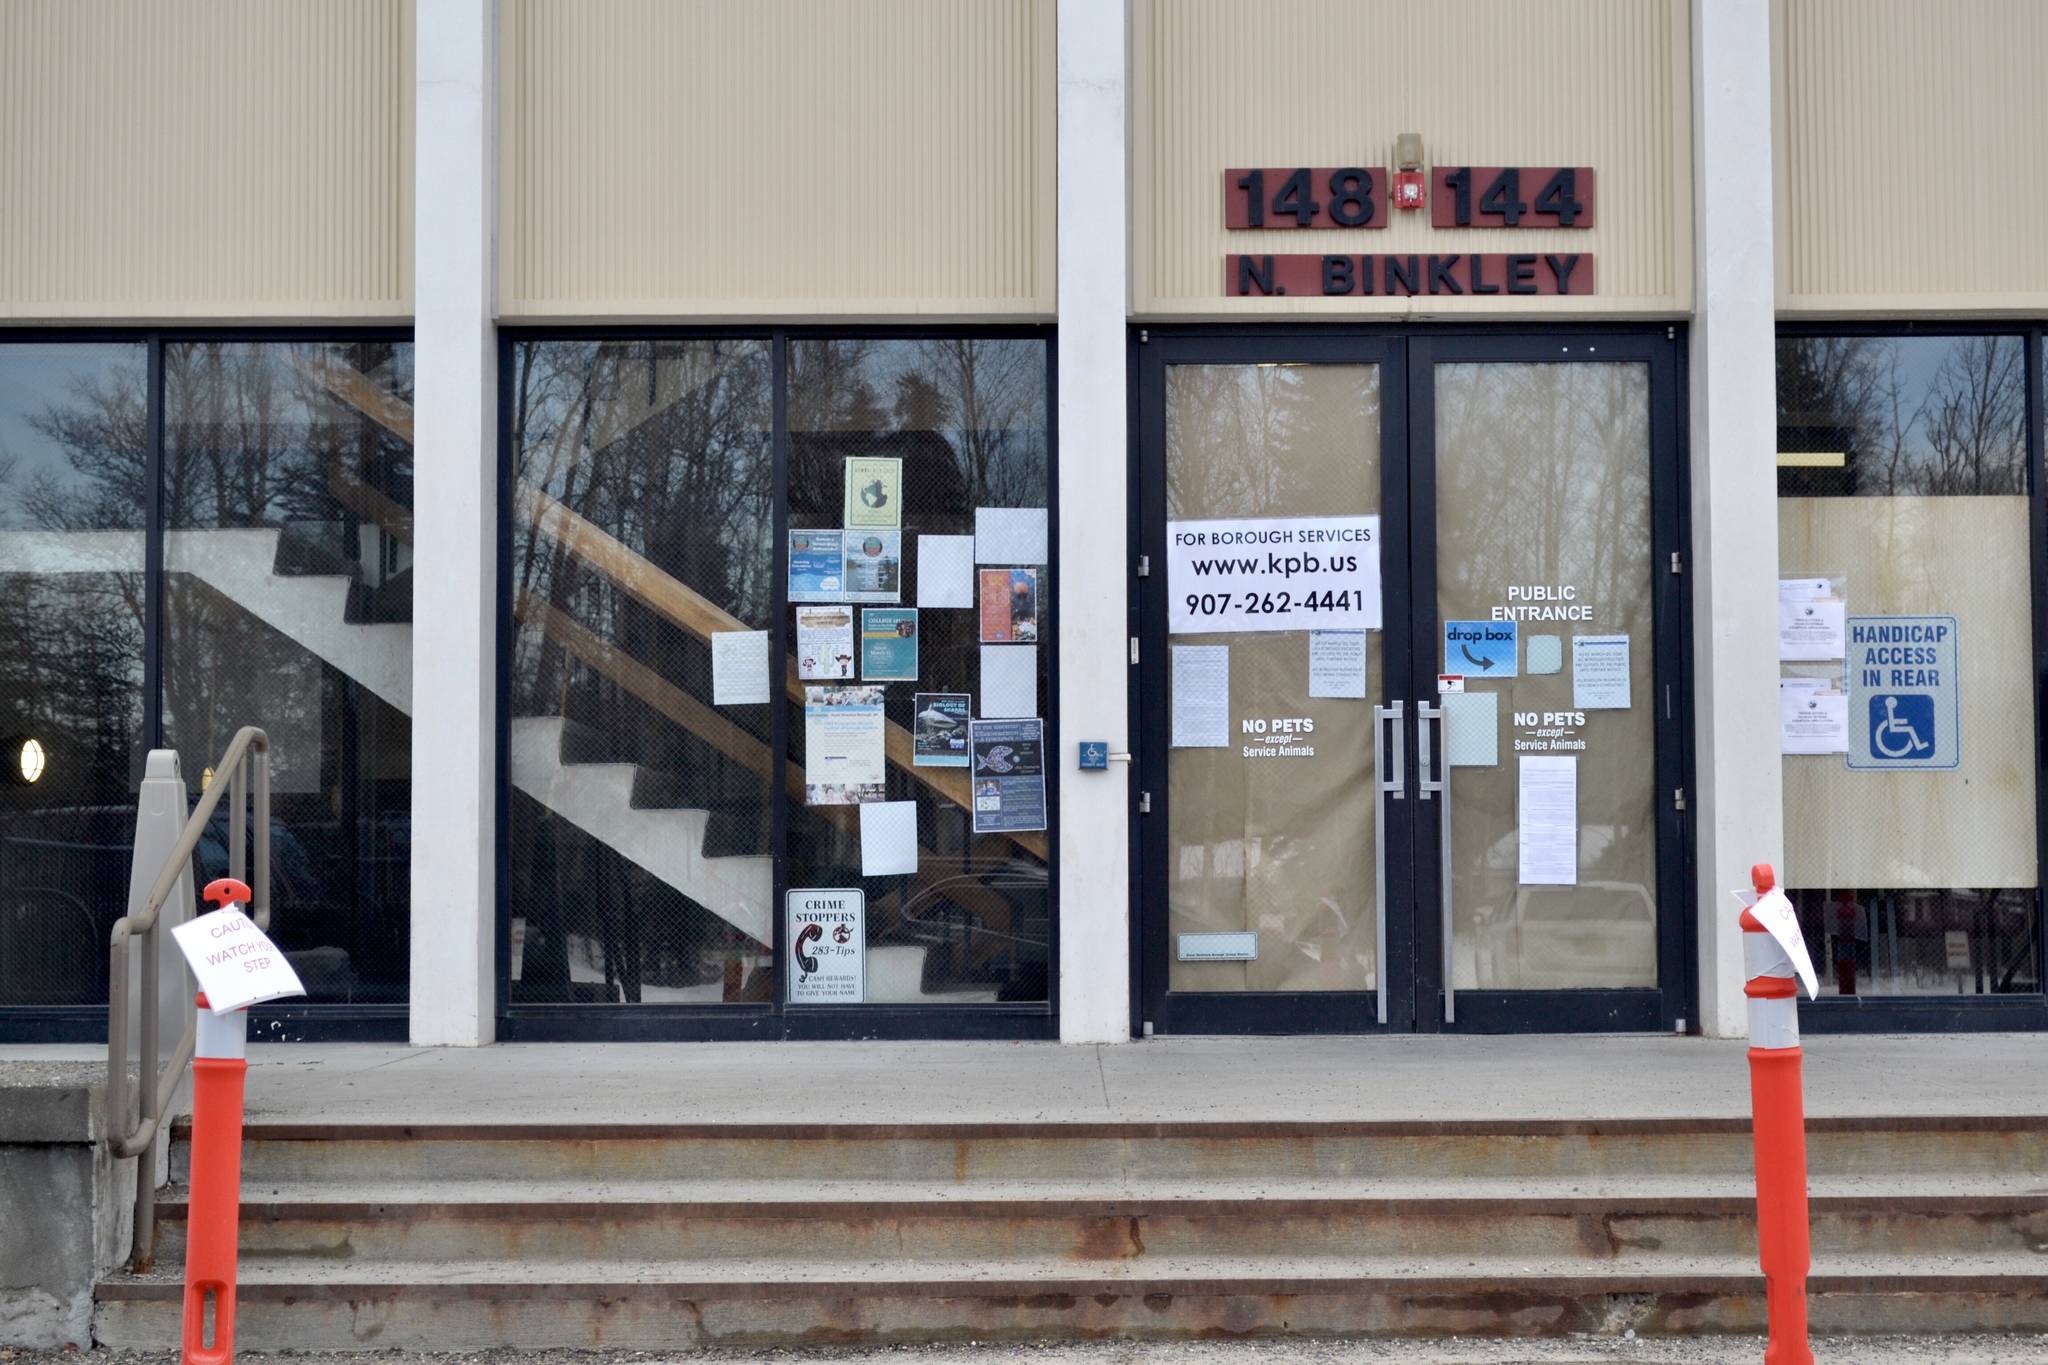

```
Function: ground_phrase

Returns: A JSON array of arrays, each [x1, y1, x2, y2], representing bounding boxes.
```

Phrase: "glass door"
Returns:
[[1136, 336, 1414, 1034], [1137, 331, 1687, 1035], [1406, 335, 1688, 1033]]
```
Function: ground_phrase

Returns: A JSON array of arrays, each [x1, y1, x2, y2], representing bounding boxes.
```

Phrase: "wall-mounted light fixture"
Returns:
[[8, 736, 46, 785]]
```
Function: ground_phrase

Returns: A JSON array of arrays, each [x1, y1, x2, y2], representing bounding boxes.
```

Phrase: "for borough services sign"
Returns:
[[1166, 515, 1381, 635]]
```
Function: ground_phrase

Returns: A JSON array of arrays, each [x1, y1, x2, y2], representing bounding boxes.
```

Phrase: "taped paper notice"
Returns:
[[1571, 635, 1631, 710], [975, 507, 1048, 565], [979, 645, 1038, 719], [711, 630, 770, 705], [1443, 691, 1499, 767], [1778, 578, 1846, 662], [788, 890, 864, 1003], [804, 685, 886, 804], [1308, 631, 1367, 699], [1779, 677, 1848, 755], [1517, 755, 1578, 886], [916, 535, 975, 608], [1171, 645, 1230, 748], [170, 909, 306, 1013], [860, 801, 919, 877], [1526, 635, 1563, 675]]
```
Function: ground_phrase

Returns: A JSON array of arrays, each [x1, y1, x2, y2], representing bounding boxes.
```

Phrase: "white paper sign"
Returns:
[[1166, 515, 1381, 634], [787, 889, 864, 1003], [917, 534, 976, 608], [1517, 755, 1578, 886], [978, 645, 1039, 719], [860, 801, 919, 876], [974, 508, 1048, 565], [169, 908, 306, 1013], [711, 629, 770, 705], [1571, 635, 1631, 710], [1779, 677, 1849, 754], [1443, 691, 1499, 767], [1308, 631, 1367, 699], [1170, 644, 1230, 747], [1778, 579, 1846, 661], [1747, 886, 1820, 999]]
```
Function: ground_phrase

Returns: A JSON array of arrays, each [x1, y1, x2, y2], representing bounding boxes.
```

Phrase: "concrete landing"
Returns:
[[11, 1033, 2041, 1125]]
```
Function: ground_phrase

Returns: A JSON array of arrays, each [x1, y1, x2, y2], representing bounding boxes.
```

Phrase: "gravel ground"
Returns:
[[10, 1339, 2048, 1364]]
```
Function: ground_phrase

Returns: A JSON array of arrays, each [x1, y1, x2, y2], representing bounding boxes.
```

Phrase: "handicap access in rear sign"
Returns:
[[1444, 619, 1518, 679], [1846, 614, 1958, 770]]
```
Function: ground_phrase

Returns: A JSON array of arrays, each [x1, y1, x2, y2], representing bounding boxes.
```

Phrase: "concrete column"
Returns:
[[1055, 0, 1131, 1043], [410, 0, 498, 1046], [1688, 0, 1779, 1038]]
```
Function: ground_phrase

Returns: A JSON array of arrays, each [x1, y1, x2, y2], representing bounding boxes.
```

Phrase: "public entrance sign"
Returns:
[[1846, 614, 1958, 770], [1166, 515, 1381, 634]]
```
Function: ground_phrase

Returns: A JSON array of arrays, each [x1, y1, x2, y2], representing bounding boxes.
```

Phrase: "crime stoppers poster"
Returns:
[[788, 889, 864, 1003]]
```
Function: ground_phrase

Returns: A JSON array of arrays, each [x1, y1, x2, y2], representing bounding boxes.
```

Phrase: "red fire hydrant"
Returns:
[[182, 877, 253, 1365], [1742, 862, 1817, 1365]]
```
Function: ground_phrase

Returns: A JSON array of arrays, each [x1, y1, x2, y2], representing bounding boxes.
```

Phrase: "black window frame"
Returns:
[[1776, 320, 2048, 1034], [494, 324, 1060, 1043], [0, 325, 415, 1044]]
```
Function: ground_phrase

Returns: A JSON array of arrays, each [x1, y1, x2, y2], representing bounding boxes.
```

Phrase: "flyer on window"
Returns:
[[841, 530, 902, 603], [860, 608, 920, 681], [788, 530, 846, 603], [804, 685, 887, 804], [843, 456, 903, 530], [795, 604, 855, 680], [977, 567, 1040, 643], [913, 692, 971, 767], [969, 718, 1047, 834]]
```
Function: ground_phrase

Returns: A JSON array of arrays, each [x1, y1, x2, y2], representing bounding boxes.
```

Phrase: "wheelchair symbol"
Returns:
[[1869, 693, 1934, 760]]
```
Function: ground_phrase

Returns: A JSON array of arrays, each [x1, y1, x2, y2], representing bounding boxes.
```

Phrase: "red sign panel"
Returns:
[[1226, 253, 1595, 298], [1429, 167, 1596, 229], [1224, 167, 1390, 229]]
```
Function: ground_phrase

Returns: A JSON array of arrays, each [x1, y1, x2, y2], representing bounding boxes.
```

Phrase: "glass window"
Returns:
[[0, 342, 149, 1005], [162, 340, 415, 1007], [502, 335, 1052, 1011], [787, 339, 1051, 1004], [1776, 333, 2039, 998], [506, 340, 777, 1004]]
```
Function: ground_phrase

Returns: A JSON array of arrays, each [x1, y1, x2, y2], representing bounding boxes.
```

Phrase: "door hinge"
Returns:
[[1139, 790, 1152, 814], [1139, 328, 1150, 344], [1670, 551, 1684, 575], [1130, 636, 1139, 665], [1666, 325, 1676, 340], [1673, 787, 1688, 811], [1137, 554, 1151, 577]]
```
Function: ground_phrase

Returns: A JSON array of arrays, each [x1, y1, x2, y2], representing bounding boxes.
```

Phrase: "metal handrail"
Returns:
[[105, 726, 269, 1271]]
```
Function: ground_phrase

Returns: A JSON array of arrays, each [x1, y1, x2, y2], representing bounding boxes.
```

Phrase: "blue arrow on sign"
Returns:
[[1444, 620, 1518, 678]]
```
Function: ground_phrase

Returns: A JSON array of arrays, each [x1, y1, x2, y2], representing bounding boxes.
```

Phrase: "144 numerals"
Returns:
[[1434, 167, 1593, 228]]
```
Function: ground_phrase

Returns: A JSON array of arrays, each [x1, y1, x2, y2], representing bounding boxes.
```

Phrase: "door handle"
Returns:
[[1418, 702, 1454, 1024], [1371, 700, 1402, 1026]]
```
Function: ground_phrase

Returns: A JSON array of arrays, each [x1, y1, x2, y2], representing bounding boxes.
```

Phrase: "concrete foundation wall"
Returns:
[[0, 1063, 136, 1349]]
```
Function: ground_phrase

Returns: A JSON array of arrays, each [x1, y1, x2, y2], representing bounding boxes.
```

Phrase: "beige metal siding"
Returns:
[[0, 0, 413, 321], [1132, 0, 1692, 319], [1775, 0, 2048, 315], [500, 0, 1054, 320]]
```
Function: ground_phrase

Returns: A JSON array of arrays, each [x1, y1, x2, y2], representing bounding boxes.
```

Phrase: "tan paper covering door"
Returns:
[[1165, 364, 1382, 993]]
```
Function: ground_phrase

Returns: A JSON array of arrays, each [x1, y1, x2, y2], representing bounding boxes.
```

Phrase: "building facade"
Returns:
[[1, 0, 2044, 1046]]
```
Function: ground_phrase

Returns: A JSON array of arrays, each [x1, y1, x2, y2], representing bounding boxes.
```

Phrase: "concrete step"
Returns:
[[145, 1187, 2048, 1266], [179, 1116, 2048, 1187], [91, 1253, 2048, 1349]]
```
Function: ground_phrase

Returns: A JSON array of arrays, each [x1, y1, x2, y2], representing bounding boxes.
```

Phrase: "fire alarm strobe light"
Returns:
[[1393, 171, 1426, 210]]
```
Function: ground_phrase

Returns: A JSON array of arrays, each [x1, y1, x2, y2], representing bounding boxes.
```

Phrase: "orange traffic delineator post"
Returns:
[[182, 877, 254, 1365], [1742, 863, 1815, 1365]]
